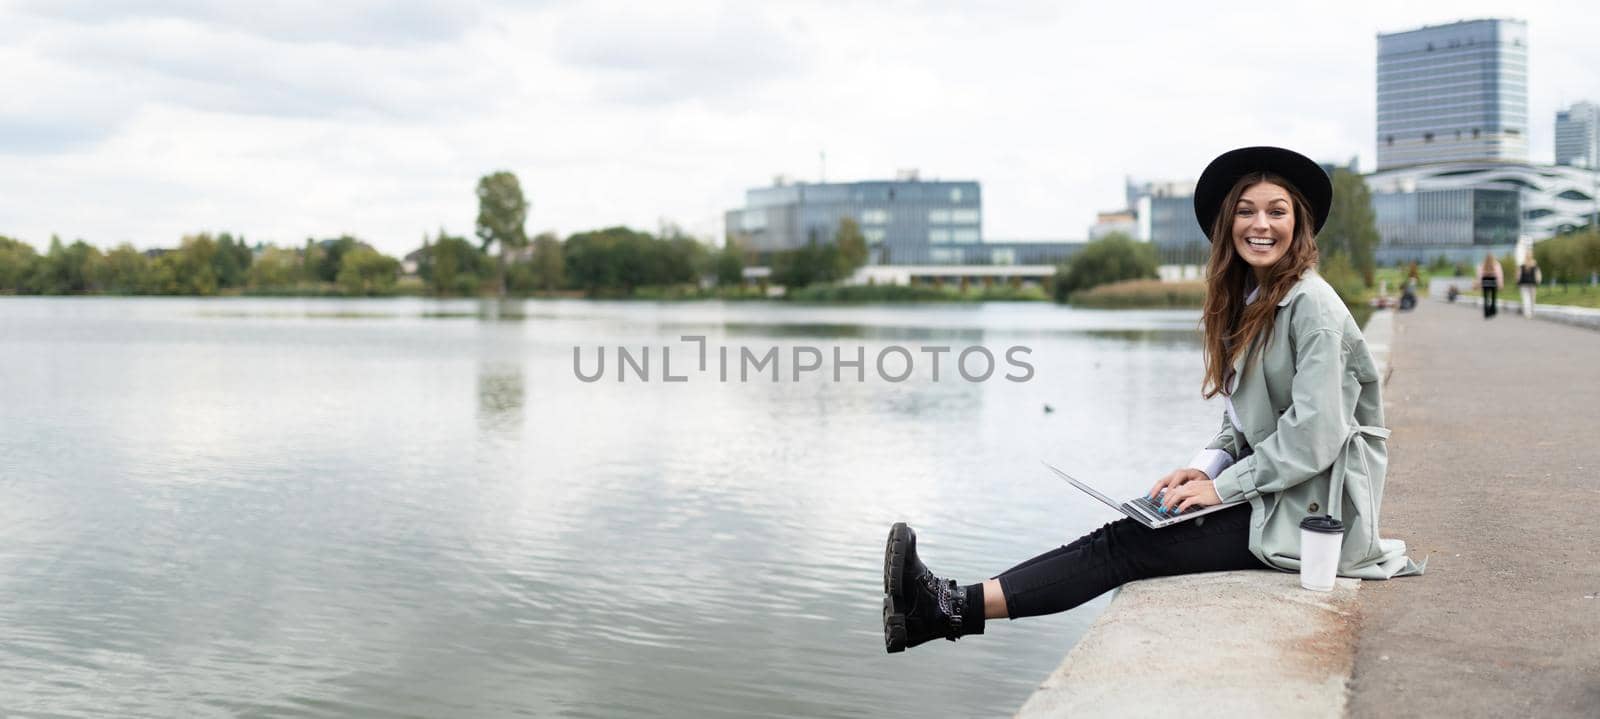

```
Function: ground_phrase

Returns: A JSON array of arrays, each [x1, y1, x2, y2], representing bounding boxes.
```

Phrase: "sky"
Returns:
[[2, 0, 1598, 256]]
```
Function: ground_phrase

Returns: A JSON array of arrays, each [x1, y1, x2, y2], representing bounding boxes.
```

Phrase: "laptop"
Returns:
[[1042, 461, 1247, 529]]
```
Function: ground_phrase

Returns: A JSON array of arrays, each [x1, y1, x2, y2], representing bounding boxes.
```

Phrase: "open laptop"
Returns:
[[1042, 461, 1247, 529]]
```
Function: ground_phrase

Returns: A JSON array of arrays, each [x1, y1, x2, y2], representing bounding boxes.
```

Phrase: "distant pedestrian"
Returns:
[[1517, 256, 1541, 318], [1478, 252, 1503, 319], [878, 146, 1423, 653]]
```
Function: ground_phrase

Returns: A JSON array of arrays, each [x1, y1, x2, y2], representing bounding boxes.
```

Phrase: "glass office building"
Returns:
[[1556, 101, 1600, 168], [725, 178, 982, 265], [1376, 18, 1528, 170]]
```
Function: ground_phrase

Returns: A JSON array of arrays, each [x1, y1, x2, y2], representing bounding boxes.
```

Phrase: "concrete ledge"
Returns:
[[1014, 572, 1360, 719], [1013, 309, 1397, 717]]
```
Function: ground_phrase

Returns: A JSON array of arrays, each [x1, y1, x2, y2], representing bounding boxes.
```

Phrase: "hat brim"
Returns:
[[1192, 146, 1333, 240]]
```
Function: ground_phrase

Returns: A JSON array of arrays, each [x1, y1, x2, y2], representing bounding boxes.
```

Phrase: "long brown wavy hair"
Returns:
[[1200, 172, 1321, 399]]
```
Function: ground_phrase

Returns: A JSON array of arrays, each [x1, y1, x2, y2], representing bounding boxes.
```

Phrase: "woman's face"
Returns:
[[1231, 181, 1295, 279]]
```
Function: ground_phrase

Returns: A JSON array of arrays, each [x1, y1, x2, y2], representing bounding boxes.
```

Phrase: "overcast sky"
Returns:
[[2, 0, 1598, 256]]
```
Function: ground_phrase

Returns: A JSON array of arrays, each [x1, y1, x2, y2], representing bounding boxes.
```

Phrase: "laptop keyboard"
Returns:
[[1133, 495, 1188, 517]]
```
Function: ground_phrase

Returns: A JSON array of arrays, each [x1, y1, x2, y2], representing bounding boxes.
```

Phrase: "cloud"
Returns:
[[14, 0, 490, 47], [27, 16, 503, 123], [553, 5, 806, 106]]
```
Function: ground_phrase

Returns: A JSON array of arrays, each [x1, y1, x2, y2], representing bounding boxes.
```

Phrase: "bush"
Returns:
[[1069, 279, 1204, 308], [1319, 251, 1366, 305], [1053, 233, 1157, 302]]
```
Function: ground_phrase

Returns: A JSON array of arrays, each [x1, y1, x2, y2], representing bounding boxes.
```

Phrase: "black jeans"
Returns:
[[994, 504, 1267, 619], [1482, 278, 1498, 318]]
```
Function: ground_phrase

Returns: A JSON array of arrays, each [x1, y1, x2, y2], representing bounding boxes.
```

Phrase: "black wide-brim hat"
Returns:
[[1193, 146, 1333, 239]]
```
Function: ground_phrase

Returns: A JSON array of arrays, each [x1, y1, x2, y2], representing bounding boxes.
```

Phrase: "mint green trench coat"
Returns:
[[1208, 272, 1425, 579]]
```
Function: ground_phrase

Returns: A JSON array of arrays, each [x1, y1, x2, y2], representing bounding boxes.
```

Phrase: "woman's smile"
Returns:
[[1231, 181, 1295, 278]]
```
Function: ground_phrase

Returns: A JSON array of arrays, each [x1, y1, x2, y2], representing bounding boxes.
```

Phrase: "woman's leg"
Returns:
[[1521, 286, 1535, 317], [993, 504, 1262, 619]]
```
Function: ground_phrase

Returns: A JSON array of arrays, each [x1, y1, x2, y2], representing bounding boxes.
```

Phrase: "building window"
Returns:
[[951, 209, 980, 223], [928, 209, 951, 223], [864, 228, 886, 243], [950, 188, 963, 202], [951, 228, 979, 243], [1424, 132, 1433, 143], [991, 248, 1016, 265], [862, 209, 890, 224], [1386, 136, 1394, 146], [1473, 128, 1480, 139], [740, 209, 766, 231], [929, 229, 951, 244], [930, 248, 962, 264]]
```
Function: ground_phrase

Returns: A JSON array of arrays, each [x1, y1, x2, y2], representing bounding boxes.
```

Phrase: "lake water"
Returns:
[[0, 297, 1223, 718]]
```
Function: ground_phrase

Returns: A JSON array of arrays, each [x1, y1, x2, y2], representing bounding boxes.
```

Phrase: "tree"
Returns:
[[423, 231, 486, 296], [336, 247, 400, 295], [211, 233, 254, 289], [165, 234, 220, 295], [525, 231, 564, 292], [715, 238, 745, 287], [834, 217, 869, 278], [1053, 232, 1157, 302], [1318, 169, 1380, 286], [0, 236, 39, 292], [102, 243, 153, 294], [772, 238, 842, 290], [312, 235, 358, 283], [247, 246, 301, 289], [475, 171, 529, 297], [31, 236, 105, 294]]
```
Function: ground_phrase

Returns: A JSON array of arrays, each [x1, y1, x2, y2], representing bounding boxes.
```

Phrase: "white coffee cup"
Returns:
[[1299, 515, 1344, 591]]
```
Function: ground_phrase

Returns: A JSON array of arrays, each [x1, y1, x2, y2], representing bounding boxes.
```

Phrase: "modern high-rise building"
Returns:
[[1555, 101, 1600, 168], [1375, 18, 1528, 170]]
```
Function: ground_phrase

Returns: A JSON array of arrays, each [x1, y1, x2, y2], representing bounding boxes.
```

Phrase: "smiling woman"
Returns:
[[881, 146, 1423, 654]]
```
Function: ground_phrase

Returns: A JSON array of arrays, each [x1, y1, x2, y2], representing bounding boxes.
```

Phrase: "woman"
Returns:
[[1517, 252, 1541, 318], [1479, 252, 1503, 319], [881, 147, 1423, 653]]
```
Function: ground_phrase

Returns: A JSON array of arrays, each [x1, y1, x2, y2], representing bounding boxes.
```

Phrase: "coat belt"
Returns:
[[1327, 424, 1390, 520]]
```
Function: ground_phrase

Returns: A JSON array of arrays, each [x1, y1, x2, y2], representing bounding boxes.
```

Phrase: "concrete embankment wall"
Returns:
[[1013, 309, 1397, 719]]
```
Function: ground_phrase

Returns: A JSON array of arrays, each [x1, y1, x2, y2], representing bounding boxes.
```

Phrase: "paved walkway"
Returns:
[[1347, 299, 1600, 717]]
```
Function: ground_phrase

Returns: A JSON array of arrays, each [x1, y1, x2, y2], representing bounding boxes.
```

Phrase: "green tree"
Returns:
[[772, 237, 843, 290], [714, 238, 745, 287], [834, 217, 869, 278], [31, 236, 105, 294], [0, 236, 40, 292], [102, 244, 154, 294], [336, 247, 400, 295], [422, 231, 487, 296], [1318, 169, 1380, 286], [165, 234, 220, 295], [312, 236, 358, 283], [524, 231, 565, 292], [1053, 232, 1157, 302], [247, 246, 302, 289], [475, 171, 529, 297], [212, 233, 253, 289]]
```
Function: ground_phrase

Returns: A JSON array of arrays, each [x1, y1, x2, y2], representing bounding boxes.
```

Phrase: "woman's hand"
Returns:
[[1147, 468, 1208, 502], [1160, 479, 1222, 514]]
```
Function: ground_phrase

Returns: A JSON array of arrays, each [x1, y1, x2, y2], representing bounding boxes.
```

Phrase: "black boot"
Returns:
[[882, 522, 984, 653]]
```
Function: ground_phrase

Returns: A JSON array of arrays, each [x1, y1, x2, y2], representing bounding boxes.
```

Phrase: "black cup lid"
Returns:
[[1301, 514, 1344, 534]]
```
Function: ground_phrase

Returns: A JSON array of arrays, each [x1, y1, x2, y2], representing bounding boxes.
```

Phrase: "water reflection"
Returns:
[[476, 363, 525, 434]]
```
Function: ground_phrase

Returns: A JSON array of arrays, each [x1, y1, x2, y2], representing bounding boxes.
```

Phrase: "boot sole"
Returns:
[[884, 595, 906, 653], [883, 522, 913, 653]]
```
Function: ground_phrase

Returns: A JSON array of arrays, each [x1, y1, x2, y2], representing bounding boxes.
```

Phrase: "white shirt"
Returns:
[[1187, 286, 1259, 480]]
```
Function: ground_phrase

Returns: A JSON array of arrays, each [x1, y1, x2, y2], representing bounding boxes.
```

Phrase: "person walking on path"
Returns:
[[879, 146, 1423, 653], [1517, 254, 1541, 318], [1478, 252, 1503, 319]]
